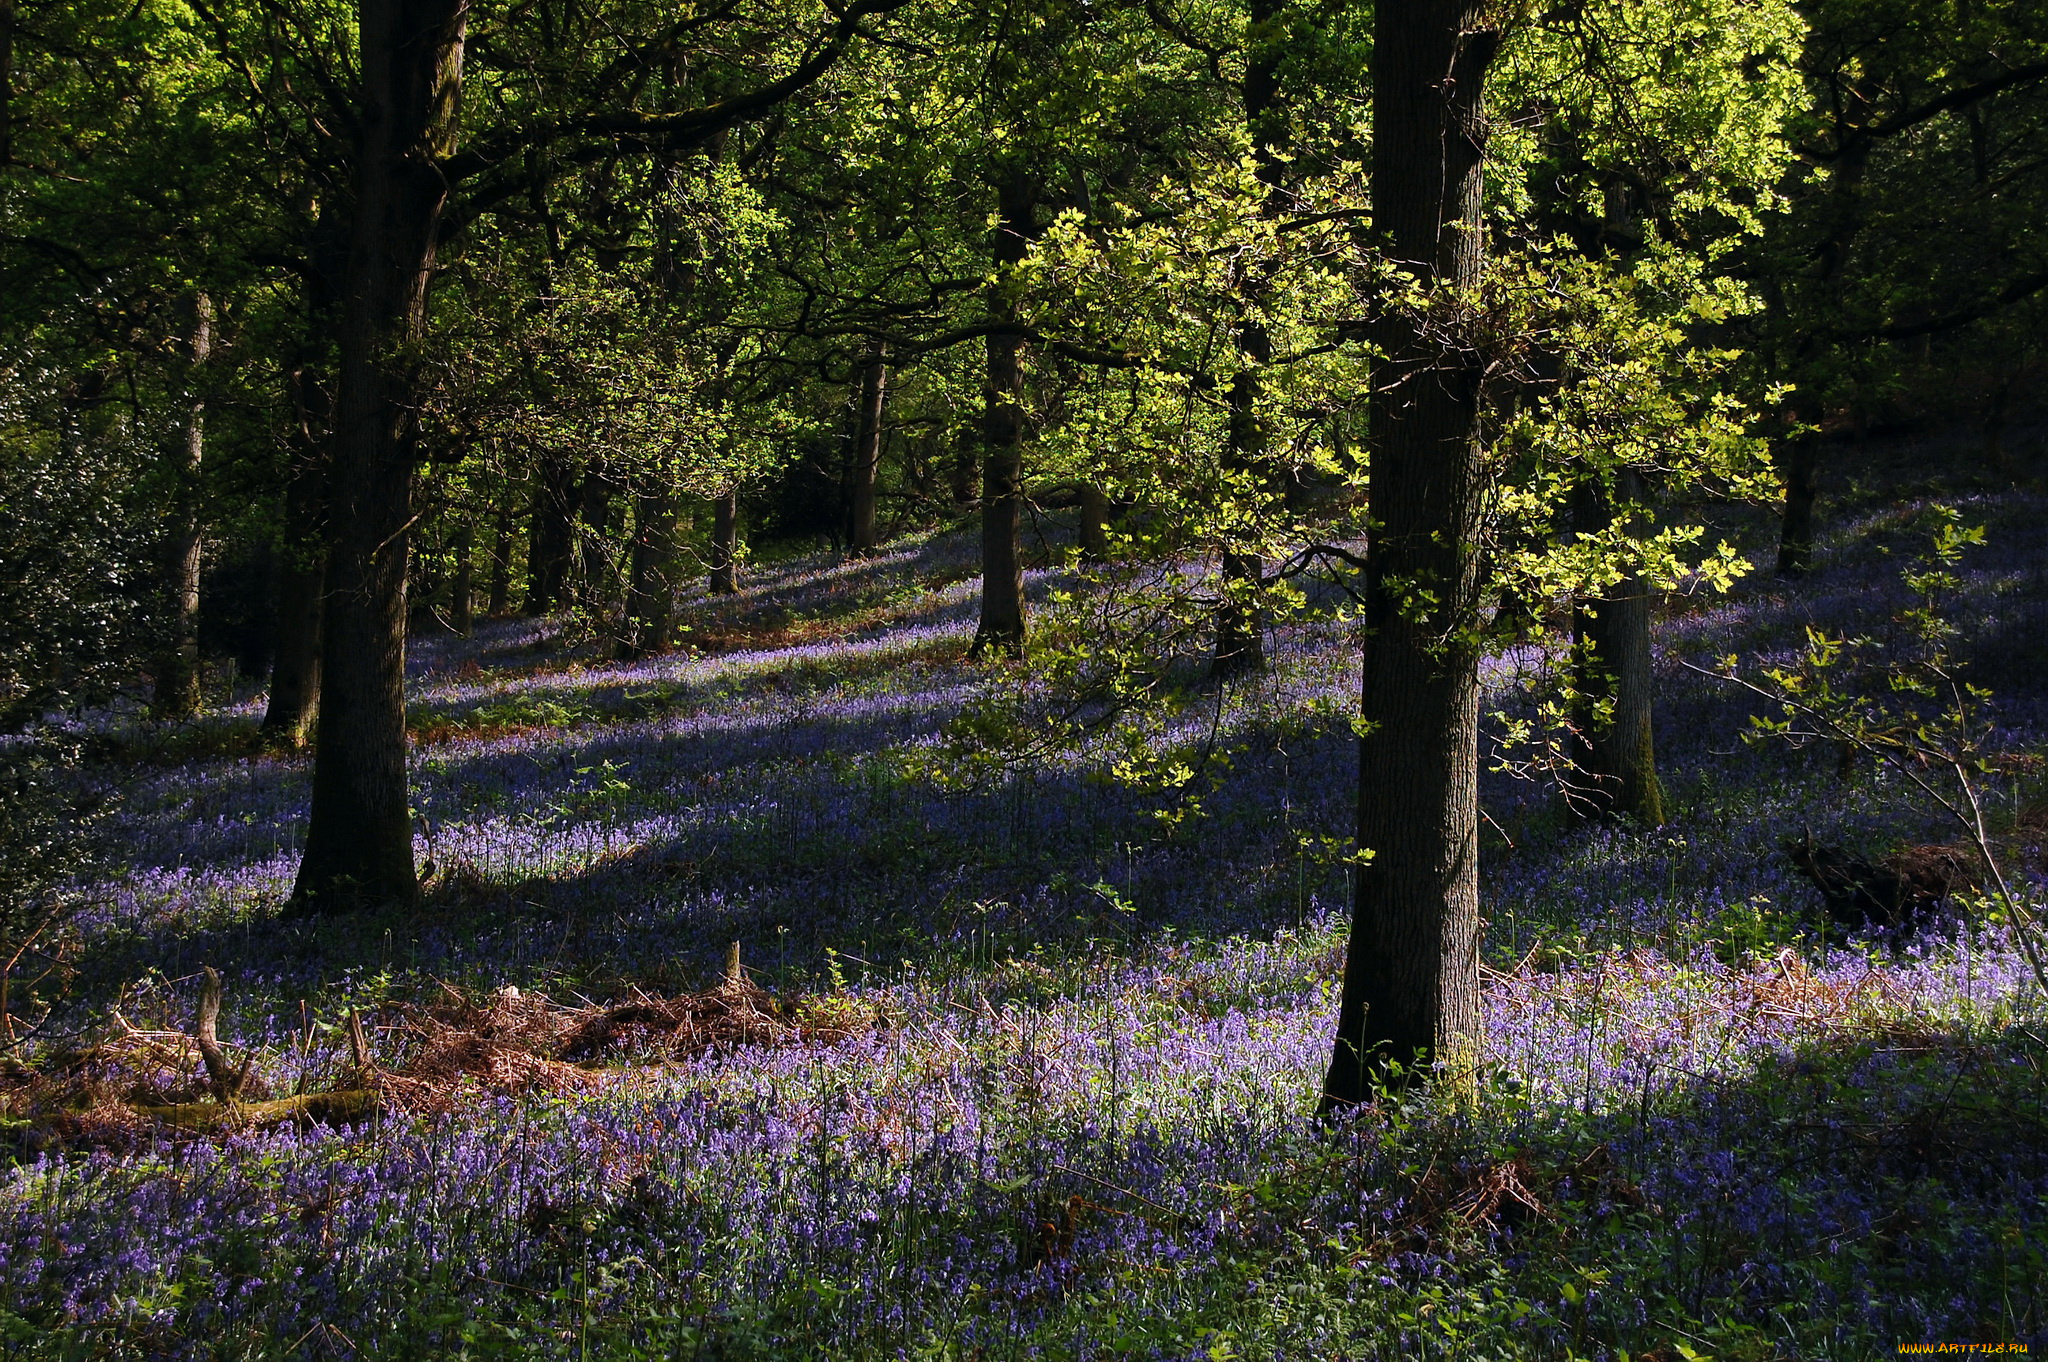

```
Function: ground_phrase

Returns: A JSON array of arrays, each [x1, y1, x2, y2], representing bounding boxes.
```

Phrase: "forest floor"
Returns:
[[3, 431, 2047, 1359]]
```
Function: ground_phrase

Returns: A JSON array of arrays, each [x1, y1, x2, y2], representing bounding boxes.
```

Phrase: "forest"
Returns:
[[1, 0, 2046, 1354]]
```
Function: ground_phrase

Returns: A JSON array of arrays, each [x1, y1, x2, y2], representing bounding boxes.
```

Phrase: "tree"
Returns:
[[281, 0, 911, 908], [846, 345, 890, 555], [290, 0, 471, 910], [1757, 0, 2048, 575], [1321, 1, 1498, 1106], [150, 291, 213, 719]]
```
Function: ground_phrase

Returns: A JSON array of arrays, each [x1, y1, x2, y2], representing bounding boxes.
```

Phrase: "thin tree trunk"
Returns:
[[262, 430, 326, 748], [0, 0, 14, 170], [408, 533, 442, 631], [153, 291, 212, 719], [971, 172, 1035, 659], [1213, 372, 1267, 676], [847, 347, 889, 555], [1775, 429, 1818, 577], [709, 488, 739, 595], [1986, 372, 2019, 477], [622, 481, 679, 655], [262, 206, 342, 748], [525, 456, 577, 614], [1324, 1, 1497, 1107], [574, 464, 618, 611], [1212, 0, 1284, 680], [293, 0, 467, 911], [448, 524, 474, 635], [484, 507, 513, 616], [950, 429, 980, 511], [1568, 471, 1664, 825]]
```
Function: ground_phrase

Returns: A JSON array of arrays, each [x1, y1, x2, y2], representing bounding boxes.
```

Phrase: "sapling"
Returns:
[[1688, 506, 2048, 990]]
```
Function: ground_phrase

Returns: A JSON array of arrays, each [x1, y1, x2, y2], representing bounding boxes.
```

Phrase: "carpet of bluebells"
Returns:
[[4, 468, 2048, 1359]]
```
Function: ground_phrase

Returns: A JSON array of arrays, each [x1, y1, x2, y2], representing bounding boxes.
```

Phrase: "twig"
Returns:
[[347, 1008, 374, 1078], [193, 967, 243, 1102], [1683, 659, 2048, 992]]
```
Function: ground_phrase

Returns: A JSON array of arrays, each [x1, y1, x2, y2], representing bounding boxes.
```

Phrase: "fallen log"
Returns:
[[134, 1089, 379, 1132]]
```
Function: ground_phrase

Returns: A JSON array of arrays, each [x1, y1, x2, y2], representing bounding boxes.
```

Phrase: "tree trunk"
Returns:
[[525, 456, 577, 614], [971, 172, 1035, 659], [152, 291, 212, 720], [1775, 429, 1818, 577], [1212, 0, 1283, 680], [408, 534, 442, 631], [1323, 2, 1497, 1107], [622, 481, 679, 655], [574, 464, 618, 610], [1986, 372, 2019, 477], [1077, 482, 1111, 564], [1212, 366, 1267, 676], [292, 0, 467, 912], [448, 523, 474, 635], [1567, 472, 1664, 825], [484, 507, 513, 617], [262, 214, 343, 749], [846, 347, 889, 555], [949, 429, 980, 511], [262, 435, 326, 748], [709, 488, 739, 595]]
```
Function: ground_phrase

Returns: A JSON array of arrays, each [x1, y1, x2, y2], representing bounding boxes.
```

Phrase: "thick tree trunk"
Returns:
[[484, 508, 513, 617], [622, 481, 679, 655], [153, 292, 212, 720], [1212, 0, 1283, 680], [292, 0, 467, 911], [846, 347, 889, 555], [971, 172, 1035, 659], [709, 488, 740, 595], [1568, 472, 1664, 825], [1775, 430, 1818, 577], [1324, 2, 1497, 1107]]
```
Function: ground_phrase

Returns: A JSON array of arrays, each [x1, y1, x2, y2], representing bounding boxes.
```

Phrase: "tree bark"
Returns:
[[971, 172, 1035, 659], [622, 480, 679, 655], [708, 488, 740, 595], [261, 428, 326, 748], [1077, 482, 1111, 564], [262, 207, 344, 748], [484, 507, 513, 617], [1324, 2, 1497, 1107], [574, 463, 618, 610], [525, 455, 577, 613], [1775, 429, 1818, 577], [1212, 0, 1284, 680], [152, 291, 212, 720], [949, 429, 980, 511], [846, 346, 889, 555], [1567, 471, 1664, 825], [448, 523, 474, 635], [292, 0, 467, 912]]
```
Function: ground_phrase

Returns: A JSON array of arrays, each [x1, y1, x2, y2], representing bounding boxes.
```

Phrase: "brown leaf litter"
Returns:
[[3, 950, 880, 1147]]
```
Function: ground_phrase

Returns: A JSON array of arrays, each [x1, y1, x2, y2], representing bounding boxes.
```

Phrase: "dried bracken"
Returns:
[[5, 949, 882, 1142]]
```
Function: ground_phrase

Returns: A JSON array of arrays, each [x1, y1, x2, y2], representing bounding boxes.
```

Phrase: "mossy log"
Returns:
[[136, 1089, 379, 1131]]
